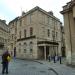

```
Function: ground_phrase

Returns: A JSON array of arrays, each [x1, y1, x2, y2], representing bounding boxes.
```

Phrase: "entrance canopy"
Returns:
[[37, 41, 59, 46], [37, 41, 59, 60]]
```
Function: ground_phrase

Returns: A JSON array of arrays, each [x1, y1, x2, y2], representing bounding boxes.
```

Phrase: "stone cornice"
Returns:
[[60, 0, 75, 14], [37, 41, 59, 45], [60, 8, 72, 14], [17, 35, 36, 42]]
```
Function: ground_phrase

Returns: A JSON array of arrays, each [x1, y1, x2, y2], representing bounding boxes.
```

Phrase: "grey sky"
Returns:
[[0, 0, 71, 24]]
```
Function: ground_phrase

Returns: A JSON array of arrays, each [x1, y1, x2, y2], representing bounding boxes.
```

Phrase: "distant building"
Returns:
[[8, 17, 19, 57], [9, 6, 62, 59], [0, 19, 9, 55], [61, 26, 65, 57], [61, 0, 75, 66]]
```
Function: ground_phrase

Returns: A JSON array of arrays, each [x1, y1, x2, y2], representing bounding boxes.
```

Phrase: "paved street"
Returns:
[[0, 57, 75, 75]]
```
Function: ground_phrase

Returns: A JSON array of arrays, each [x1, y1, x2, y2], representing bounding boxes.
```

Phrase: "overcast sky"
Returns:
[[0, 0, 71, 24]]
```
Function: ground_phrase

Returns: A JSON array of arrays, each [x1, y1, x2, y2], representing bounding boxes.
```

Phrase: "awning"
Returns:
[[37, 41, 59, 45]]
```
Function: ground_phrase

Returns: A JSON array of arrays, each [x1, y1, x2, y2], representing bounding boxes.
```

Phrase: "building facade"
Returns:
[[61, 26, 65, 57], [9, 6, 62, 59], [61, 0, 75, 65], [0, 19, 9, 55], [8, 17, 19, 56]]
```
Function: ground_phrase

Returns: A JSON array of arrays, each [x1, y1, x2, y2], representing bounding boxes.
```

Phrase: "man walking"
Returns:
[[1, 50, 10, 74]]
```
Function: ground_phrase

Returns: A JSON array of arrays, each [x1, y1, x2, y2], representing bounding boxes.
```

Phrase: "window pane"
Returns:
[[47, 29, 50, 37], [24, 29, 26, 38], [24, 49, 26, 53], [19, 31, 21, 38], [30, 27, 33, 36], [30, 49, 33, 53]]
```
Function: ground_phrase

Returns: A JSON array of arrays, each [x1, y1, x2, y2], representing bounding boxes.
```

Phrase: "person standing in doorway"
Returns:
[[1, 50, 10, 74]]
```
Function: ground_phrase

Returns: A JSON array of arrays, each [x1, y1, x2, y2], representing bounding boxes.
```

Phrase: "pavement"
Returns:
[[0, 57, 75, 75], [34, 59, 75, 75]]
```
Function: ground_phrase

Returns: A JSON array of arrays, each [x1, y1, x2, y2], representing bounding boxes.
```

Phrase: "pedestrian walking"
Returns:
[[1, 50, 11, 74]]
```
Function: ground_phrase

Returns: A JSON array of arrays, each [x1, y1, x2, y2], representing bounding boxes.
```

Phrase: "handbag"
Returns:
[[7, 56, 11, 62]]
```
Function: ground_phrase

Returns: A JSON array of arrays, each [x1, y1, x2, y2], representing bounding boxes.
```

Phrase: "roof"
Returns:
[[0, 19, 9, 32], [9, 17, 19, 25], [9, 6, 61, 24], [21, 6, 60, 22]]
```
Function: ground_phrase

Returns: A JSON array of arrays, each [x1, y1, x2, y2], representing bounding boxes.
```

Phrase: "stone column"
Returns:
[[44, 46, 46, 60], [49, 46, 51, 55]]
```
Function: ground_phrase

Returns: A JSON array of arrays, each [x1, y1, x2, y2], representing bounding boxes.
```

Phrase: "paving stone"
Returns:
[[0, 57, 75, 75]]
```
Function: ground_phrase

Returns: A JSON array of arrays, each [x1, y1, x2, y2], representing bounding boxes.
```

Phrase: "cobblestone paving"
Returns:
[[0, 57, 75, 75], [36, 60, 75, 75], [0, 58, 57, 75]]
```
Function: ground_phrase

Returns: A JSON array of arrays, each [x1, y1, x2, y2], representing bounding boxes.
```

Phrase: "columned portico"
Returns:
[[37, 41, 59, 60], [61, 0, 75, 66]]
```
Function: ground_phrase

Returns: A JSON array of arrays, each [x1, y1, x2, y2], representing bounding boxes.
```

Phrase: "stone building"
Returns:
[[61, 0, 75, 65], [9, 6, 62, 59], [61, 26, 65, 57], [0, 19, 9, 55], [8, 17, 19, 56]]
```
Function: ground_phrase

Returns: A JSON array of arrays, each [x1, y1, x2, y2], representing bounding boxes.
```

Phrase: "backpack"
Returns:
[[7, 56, 11, 62]]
